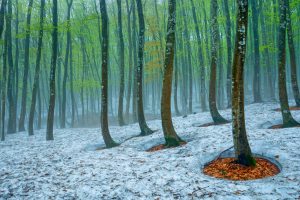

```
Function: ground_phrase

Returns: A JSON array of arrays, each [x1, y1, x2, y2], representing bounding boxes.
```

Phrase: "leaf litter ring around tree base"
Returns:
[[203, 157, 281, 181], [146, 141, 187, 152]]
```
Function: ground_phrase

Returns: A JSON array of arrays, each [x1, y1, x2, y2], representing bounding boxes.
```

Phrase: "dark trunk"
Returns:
[[135, 0, 154, 136], [46, 0, 58, 141], [277, 0, 299, 128], [28, 0, 46, 136], [232, 0, 255, 167], [19, 0, 34, 132], [209, 0, 228, 124], [99, 0, 118, 148]]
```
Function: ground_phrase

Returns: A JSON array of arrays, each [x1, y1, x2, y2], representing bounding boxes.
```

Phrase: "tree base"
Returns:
[[140, 128, 155, 136], [204, 157, 280, 181], [147, 140, 187, 152]]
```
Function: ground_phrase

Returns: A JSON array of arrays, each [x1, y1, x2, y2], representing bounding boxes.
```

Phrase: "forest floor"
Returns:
[[0, 103, 300, 199]]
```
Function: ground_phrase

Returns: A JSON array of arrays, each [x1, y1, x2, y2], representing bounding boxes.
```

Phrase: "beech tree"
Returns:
[[209, 0, 228, 124], [100, 0, 118, 148], [19, 0, 34, 132], [28, 0, 46, 136], [46, 0, 58, 141], [277, 0, 299, 128], [161, 0, 185, 147], [232, 0, 255, 167], [135, 0, 154, 136]]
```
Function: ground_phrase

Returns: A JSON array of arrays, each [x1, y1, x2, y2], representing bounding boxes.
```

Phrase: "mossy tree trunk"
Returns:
[[278, 0, 299, 128], [46, 0, 58, 141], [28, 0, 46, 136], [135, 0, 154, 136], [286, 0, 300, 107], [100, 0, 118, 148], [19, 0, 34, 132], [161, 0, 184, 147], [209, 0, 228, 124], [232, 0, 256, 167], [117, 0, 125, 126]]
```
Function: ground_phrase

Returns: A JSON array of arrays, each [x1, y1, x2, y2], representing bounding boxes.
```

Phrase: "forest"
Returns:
[[0, 0, 300, 199]]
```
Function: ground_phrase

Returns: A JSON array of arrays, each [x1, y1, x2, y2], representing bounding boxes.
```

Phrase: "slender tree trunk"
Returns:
[[132, 0, 138, 122], [174, 47, 180, 116], [190, 0, 207, 112], [251, 0, 262, 103], [117, 0, 125, 126], [209, 0, 228, 124], [99, 0, 118, 148], [6, 0, 17, 134], [1, 0, 7, 141], [28, 0, 45, 136], [46, 0, 58, 141], [19, 0, 34, 132], [232, 0, 255, 167], [135, 0, 154, 136], [61, 0, 73, 128], [180, 0, 193, 114], [125, 0, 133, 119], [14, 0, 20, 123], [223, 0, 232, 108], [278, 0, 299, 128], [286, 1, 300, 107], [161, 0, 184, 147], [70, 33, 75, 127]]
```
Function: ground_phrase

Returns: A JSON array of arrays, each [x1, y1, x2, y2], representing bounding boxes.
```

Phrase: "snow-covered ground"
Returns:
[[1, 103, 300, 199]]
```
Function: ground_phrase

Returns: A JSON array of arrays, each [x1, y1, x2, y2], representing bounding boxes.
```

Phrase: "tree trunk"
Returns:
[[190, 0, 207, 112], [161, 0, 184, 147], [209, 0, 228, 124], [61, 0, 73, 128], [28, 0, 46, 136], [99, 0, 118, 148], [232, 0, 255, 167], [125, 0, 133, 120], [277, 0, 299, 128], [135, 0, 154, 136], [286, 0, 300, 107], [132, 0, 138, 122], [117, 0, 125, 126], [46, 0, 58, 141], [251, 0, 262, 103], [223, 0, 232, 108], [1, 0, 7, 140], [19, 0, 34, 132], [6, 0, 17, 134]]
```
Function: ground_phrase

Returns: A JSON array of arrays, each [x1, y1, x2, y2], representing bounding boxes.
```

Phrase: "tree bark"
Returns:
[[28, 0, 46, 136], [161, 0, 184, 147], [209, 0, 228, 124], [135, 0, 154, 136], [99, 0, 118, 148], [117, 0, 125, 126], [277, 0, 299, 128], [46, 0, 58, 141], [250, 0, 262, 103], [286, 0, 300, 107], [232, 0, 255, 167], [19, 0, 34, 132], [223, 0, 232, 108], [61, 0, 73, 128], [6, 0, 17, 134]]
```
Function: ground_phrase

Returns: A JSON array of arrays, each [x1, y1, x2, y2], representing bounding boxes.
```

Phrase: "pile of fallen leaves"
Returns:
[[203, 157, 280, 181], [147, 142, 187, 152]]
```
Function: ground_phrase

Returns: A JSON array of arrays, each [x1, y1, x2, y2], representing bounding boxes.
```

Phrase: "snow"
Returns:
[[1, 103, 300, 199]]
